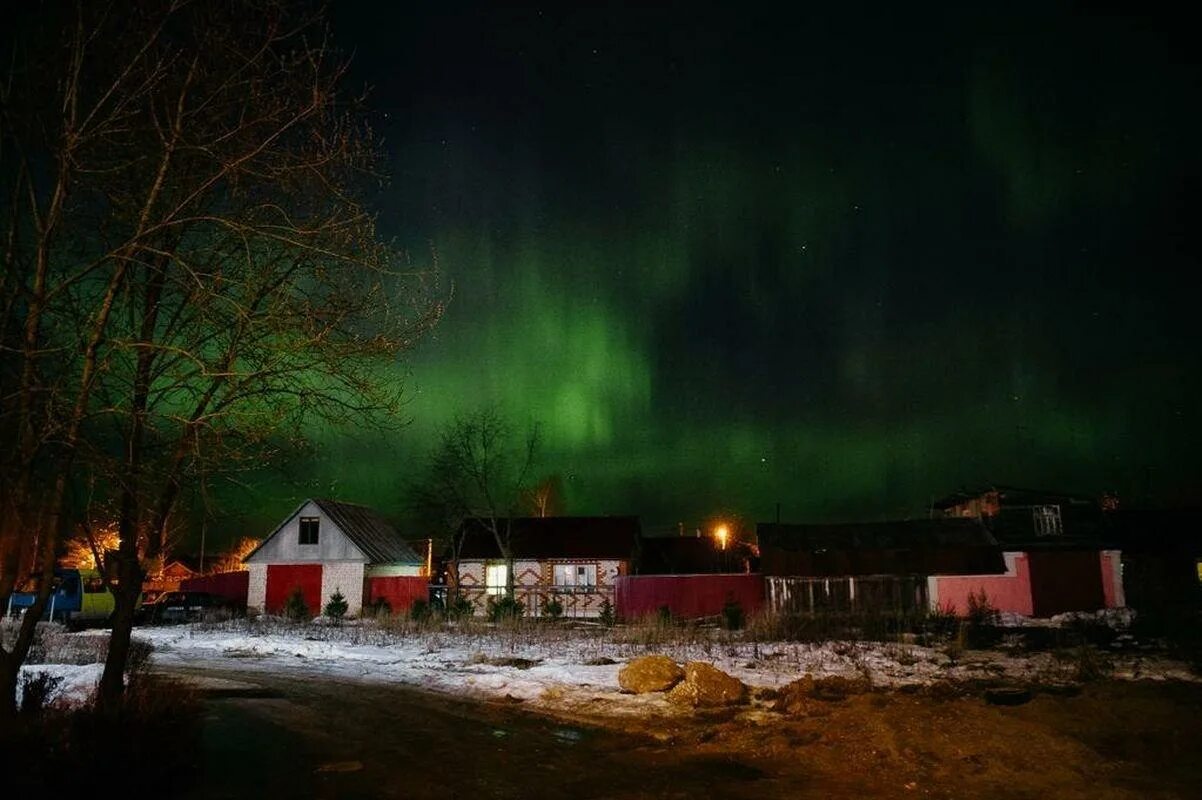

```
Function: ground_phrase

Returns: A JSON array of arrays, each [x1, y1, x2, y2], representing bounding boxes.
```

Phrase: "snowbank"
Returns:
[[16, 663, 103, 709]]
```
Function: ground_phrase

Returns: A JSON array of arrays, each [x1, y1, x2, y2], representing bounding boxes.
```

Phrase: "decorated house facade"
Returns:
[[452, 516, 641, 617]]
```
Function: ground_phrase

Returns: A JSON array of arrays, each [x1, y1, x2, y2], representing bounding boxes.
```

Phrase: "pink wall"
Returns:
[[1100, 550, 1125, 609], [930, 553, 1034, 616], [614, 574, 764, 620]]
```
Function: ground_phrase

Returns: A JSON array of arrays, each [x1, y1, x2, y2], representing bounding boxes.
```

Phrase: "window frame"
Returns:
[[484, 562, 509, 597], [1032, 505, 1063, 537], [298, 516, 320, 546], [552, 563, 598, 592]]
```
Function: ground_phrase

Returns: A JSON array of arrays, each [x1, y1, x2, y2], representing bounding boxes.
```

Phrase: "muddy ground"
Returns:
[[171, 666, 1202, 799]]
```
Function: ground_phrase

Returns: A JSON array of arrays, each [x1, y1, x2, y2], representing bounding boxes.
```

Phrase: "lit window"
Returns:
[[1032, 505, 1063, 537], [485, 563, 509, 596], [553, 564, 597, 591], [299, 517, 320, 545]]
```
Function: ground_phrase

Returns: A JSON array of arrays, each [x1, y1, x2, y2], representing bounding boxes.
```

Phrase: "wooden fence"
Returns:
[[765, 575, 929, 615]]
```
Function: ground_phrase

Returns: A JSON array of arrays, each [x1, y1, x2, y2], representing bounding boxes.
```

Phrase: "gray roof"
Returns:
[[311, 499, 422, 565]]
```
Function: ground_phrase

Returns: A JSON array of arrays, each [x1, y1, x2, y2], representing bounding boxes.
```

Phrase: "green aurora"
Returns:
[[203, 5, 1201, 542]]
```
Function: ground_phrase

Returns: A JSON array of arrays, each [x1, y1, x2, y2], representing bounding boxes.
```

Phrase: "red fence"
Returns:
[[614, 574, 764, 620], [367, 576, 428, 613], [180, 570, 249, 607]]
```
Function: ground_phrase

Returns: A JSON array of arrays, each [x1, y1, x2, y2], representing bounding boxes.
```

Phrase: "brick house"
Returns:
[[451, 516, 641, 617], [244, 498, 423, 617]]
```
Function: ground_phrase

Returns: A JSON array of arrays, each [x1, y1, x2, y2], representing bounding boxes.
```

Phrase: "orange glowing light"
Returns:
[[715, 524, 730, 550]]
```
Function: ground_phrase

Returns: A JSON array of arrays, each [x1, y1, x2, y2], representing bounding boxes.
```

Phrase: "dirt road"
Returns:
[[167, 664, 1202, 800]]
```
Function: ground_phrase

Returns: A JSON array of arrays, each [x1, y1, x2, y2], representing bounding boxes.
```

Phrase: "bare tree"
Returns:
[[0, 1, 441, 714], [410, 408, 540, 599]]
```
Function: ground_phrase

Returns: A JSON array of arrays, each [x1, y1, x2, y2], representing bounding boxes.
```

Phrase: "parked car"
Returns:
[[138, 591, 237, 624]]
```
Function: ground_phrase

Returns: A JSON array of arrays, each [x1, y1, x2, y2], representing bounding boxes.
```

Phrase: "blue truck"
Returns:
[[4, 568, 116, 628]]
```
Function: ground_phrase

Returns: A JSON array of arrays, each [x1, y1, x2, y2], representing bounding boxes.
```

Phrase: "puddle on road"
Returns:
[[552, 727, 584, 744]]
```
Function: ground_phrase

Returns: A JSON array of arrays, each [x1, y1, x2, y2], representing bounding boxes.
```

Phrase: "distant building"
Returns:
[[756, 486, 1125, 618], [142, 558, 199, 602], [244, 498, 423, 616]]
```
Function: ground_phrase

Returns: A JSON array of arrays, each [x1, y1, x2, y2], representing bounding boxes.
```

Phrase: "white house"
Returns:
[[244, 498, 423, 616]]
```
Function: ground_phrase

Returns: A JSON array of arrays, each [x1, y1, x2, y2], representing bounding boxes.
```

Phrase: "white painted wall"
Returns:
[[245, 500, 368, 564], [320, 562, 366, 616], [247, 563, 267, 613]]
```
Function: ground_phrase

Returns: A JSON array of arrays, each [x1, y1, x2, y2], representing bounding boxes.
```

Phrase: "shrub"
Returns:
[[598, 597, 615, 627], [721, 597, 745, 630], [409, 599, 432, 622], [965, 589, 1001, 649], [323, 589, 349, 622], [966, 589, 999, 627], [925, 603, 959, 639], [283, 587, 309, 622], [447, 593, 474, 619], [18, 671, 64, 715], [657, 604, 672, 624], [541, 594, 564, 619], [487, 594, 524, 622], [368, 597, 392, 617]]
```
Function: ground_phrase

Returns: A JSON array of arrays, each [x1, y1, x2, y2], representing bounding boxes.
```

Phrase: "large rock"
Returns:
[[667, 662, 748, 707], [618, 655, 684, 694]]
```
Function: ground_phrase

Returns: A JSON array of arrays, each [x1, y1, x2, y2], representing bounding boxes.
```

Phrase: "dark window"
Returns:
[[299, 516, 320, 545]]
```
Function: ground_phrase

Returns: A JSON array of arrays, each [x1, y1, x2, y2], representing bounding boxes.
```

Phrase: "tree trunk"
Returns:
[[96, 551, 142, 711], [0, 650, 20, 720]]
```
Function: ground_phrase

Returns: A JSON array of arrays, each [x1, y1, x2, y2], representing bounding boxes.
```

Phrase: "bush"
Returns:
[[18, 671, 64, 715], [447, 593, 474, 619], [283, 587, 309, 622], [925, 603, 959, 639], [721, 597, 745, 630], [598, 597, 615, 627], [323, 589, 349, 622], [966, 589, 999, 627], [409, 599, 432, 622], [487, 594, 525, 622], [541, 594, 564, 619], [965, 590, 1001, 649], [5, 676, 203, 794]]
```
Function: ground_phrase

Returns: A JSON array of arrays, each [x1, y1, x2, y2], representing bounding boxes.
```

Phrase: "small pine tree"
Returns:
[[598, 597, 615, 627], [283, 587, 309, 622], [324, 589, 349, 622]]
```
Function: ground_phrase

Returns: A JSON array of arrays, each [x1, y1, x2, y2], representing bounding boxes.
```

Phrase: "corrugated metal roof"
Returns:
[[312, 499, 422, 565], [243, 498, 421, 566]]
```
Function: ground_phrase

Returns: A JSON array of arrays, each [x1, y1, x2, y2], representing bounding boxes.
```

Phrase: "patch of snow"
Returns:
[[15, 663, 102, 708], [130, 620, 1199, 718]]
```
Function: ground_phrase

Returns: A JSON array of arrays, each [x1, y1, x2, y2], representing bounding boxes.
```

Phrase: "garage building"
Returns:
[[245, 498, 423, 617]]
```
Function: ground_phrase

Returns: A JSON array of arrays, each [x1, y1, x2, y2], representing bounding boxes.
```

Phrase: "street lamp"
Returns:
[[715, 524, 729, 550]]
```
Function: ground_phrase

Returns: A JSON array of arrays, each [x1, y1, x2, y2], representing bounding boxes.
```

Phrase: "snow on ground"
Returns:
[[132, 621, 1200, 715], [16, 663, 103, 709]]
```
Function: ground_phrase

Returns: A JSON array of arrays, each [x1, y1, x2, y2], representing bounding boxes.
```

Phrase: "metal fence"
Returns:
[[765, 575, 929, 615]]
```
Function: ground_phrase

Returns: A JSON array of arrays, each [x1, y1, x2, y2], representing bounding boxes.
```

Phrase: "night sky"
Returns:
[[215, 4, 1201, 539]]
